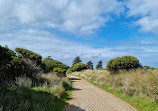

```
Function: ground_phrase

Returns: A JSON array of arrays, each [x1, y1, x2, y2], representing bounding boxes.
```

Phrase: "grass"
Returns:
[[0, 73, 72, 111], [71, 69, 158, 111]]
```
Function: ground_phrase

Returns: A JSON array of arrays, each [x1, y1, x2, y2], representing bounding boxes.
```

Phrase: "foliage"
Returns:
[[144, 66, 150, 69], [72, 69, 158, 111], [106, 56, 142, 72], [53, 68, 66, 76], [0, 45, 15, 78], [86, 61, 93, 69], [0, 45, 72, 110], [0, 45, 27, 79], [72, 56, 82, 65], [68, 63, 87, 72], [96, 60, 103, 69], [0, 73, 72, 111], [15, 48, 42, 65], [42, 58, 69, 73]]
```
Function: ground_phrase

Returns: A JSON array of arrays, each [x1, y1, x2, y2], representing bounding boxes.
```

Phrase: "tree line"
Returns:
[[72, 56, 103, 69]]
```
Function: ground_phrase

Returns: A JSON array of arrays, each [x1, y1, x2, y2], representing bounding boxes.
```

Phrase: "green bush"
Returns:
[[0, 46, 42, 79], [0, 45, 16, 78], [53, 68, 66, 75], [15, 48, 42, 65], [68, 63, 87, 72], [106, 56, 142, 72], [42, 58, 69, 73], [0, 45, 25, 79]]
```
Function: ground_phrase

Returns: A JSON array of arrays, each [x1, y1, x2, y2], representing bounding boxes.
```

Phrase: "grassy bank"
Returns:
[[0, 73, 72, 111], [71, 69, 158, 111]]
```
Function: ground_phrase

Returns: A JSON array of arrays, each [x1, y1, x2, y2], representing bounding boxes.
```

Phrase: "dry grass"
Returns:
[[72, 69, 158, 111], [41, 73, 71, 97]]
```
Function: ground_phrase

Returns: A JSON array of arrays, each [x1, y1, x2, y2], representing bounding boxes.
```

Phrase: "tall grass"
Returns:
[[0, 73, 72, 111], [72, 69, 158, 111]]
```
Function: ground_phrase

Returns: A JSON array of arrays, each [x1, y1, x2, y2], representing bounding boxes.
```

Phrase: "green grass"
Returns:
[[0, 74, 72, 111], [72, 72, 158, 111]]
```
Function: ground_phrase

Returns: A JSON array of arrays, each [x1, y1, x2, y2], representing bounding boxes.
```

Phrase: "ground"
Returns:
[[65, 75, 137, 111]]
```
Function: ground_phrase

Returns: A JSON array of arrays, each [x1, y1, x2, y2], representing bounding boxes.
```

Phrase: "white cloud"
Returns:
[[125, 0, 158, 33], [0, 0, 124, 34], [0, 29, 125, 66], [1, 29, 158, 67]]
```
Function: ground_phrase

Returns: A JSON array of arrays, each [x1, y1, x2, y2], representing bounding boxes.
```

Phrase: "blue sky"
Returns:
[[1, 0, 158, 68]]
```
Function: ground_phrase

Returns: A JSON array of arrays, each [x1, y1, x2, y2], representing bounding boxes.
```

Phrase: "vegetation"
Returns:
[[72, 56, 82, 65], [41, 57, 69, 73], [1, 44, 158, 111], [96, 60, 103, 69], [106, 56, 142, 72], [0, 45, 29, 79], [0, 74, 72, 111], [53, 68, 66, 76], [71, 69, 158, 111], [0, 45, 15, 78], [0, 45, 72, 110], [86, 61, 93, 69], [68, 63, 87, 72], [15, 48, 42, 65], [144, 66, 150, 70]]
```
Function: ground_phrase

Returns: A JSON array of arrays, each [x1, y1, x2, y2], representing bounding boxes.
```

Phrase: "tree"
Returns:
[[86, 61, 93, 69], [96, 60, 103, 69], [72, 56, 82, 65], [106, 56, 142, 72]]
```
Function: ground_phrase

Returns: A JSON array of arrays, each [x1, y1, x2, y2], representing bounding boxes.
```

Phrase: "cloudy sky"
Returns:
[[1, 0, 158, 67]]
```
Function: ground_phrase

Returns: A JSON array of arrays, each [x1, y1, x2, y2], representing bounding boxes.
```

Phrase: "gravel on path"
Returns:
[[65, 75, 138, 111]]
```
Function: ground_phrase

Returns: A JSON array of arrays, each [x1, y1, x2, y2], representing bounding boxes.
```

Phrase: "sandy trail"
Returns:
[[65, 75, 137, 111]]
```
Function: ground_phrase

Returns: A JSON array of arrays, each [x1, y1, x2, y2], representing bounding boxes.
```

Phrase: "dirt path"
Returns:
[[65, 75, 137, 111]]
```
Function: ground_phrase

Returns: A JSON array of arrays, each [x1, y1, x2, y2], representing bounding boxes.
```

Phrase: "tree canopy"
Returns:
[[96, 60, 103, 69], [72, 56, 82, 65], [86, 61, 93, 69]]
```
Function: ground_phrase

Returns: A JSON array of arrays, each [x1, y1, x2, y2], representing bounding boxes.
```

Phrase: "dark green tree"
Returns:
[[106, 56, 142, 72], [86, 61, 93, 69], [96, 60, 103, 69], [72, 56, 82, 65]]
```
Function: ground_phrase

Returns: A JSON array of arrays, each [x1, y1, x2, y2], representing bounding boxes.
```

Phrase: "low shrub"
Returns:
[[53, 68, 66, 77], [106, 56, 142, 72], [68, 63, 87, 72]]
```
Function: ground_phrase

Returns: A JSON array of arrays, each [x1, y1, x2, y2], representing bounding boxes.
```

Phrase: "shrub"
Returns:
[[15, 48, 42, 65], [0, 45, 25, 79], [0, 46, 42, 79], [42, 58, 69, 73], [68, 63, 87, 72], [0, 45, 15, 78], [53, 68, 60, 73], [53, 68, 66, 75], [144, 66, 150, 70], [106, 56, 142, 72]]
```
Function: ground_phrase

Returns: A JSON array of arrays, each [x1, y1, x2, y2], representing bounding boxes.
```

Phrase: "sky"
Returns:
[[1, 0, 158, 68]]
